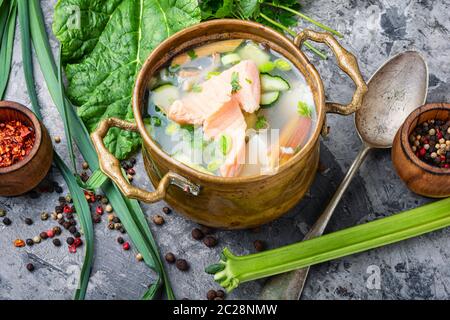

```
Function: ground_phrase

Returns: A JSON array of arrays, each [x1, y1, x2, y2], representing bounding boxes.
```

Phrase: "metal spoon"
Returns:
[[260, 51, 428, 300]]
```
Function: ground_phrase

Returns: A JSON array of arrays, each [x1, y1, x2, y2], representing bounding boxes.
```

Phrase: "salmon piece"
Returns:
[[231, 60, 261, 113], [203, 97, 247, 177], [168, 60, 260, 125], [268, 115, 312, 168], [168, 75, 232, 125]]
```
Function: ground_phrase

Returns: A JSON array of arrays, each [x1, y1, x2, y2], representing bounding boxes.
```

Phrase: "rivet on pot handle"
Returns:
[[294, 29, 368, 116], [91, 117, 200, 203]]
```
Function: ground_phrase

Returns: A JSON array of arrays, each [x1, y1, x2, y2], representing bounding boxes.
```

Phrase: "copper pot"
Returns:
[[91, 20, 367, 229]]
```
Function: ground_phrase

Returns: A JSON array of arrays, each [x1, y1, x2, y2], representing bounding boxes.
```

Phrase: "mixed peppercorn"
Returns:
[[409, 119, 450, 168], [0, 120, 35, 168]]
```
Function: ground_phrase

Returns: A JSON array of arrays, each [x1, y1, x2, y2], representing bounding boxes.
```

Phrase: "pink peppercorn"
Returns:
[[123, 242, 130, 250], [419, 148, 426, 157], [444, 164, 450, 169], [63, 205, 73, 214], [73, 238, 82, 247], [95, 206, 103, 215], [68, 244, 77, 253], [46, 230, 55, 238]]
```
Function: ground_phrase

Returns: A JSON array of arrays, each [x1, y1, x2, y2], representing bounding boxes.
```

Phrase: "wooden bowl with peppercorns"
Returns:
[[392, 103, 450, 198], [0, 101, 53, 196]]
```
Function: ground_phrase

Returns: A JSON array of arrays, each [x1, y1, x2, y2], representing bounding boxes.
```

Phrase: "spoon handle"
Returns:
[[260, 144, 371, 300]]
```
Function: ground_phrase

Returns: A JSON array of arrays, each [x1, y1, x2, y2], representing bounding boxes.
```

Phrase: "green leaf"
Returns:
[[30, 0, 174, 300], [205, 263, 226, 274], [0, 0, 17, 99], [78, 169, 109, 191], [297, 101, 312, 118], [53, 0, 201, 160], [255, 115, 268, 130], [239, 0, 259, 18], [230, 71, 241, 93]]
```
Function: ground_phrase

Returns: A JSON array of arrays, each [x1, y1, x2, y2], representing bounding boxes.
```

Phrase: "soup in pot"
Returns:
[[145, 39, 316, 177]]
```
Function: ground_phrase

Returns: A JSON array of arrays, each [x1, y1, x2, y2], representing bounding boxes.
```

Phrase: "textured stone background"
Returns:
[[1, 0, 449, 300]]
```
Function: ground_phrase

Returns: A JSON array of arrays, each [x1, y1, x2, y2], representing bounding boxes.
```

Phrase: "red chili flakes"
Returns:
[[0, 120, 35, 168]]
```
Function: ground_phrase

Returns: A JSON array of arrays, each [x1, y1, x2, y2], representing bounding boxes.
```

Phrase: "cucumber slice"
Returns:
[[261, 74, 290, 92], [238, 43, 270, 67], [151, 84, 179, 112], [221, 53, 241, 66], [260, 91, 280, 106]]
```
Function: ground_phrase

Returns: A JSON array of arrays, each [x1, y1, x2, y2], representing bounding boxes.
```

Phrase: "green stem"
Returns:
[[259, 13, 327, 60], [210, 198, 450, 292], [264, 2, 343, 38]]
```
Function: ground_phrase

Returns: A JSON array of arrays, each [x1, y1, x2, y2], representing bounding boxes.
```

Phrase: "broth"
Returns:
[[145, 39, 316, 177]]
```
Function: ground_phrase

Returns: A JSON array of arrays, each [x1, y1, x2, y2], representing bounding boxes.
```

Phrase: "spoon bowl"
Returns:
[[356, 51, 428, 148]]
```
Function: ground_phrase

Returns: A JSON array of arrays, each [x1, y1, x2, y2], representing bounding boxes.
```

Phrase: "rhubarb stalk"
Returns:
[[206, 198, 450, 292]]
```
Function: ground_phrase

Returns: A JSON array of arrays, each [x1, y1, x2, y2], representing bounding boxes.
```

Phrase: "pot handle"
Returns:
[[91, 117, 200, 203], [294, 29, 368, 115]]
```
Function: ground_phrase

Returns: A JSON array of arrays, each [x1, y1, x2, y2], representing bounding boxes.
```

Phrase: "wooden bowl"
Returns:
[[0, 101, 53, 196], [392, 103, 450, 198]]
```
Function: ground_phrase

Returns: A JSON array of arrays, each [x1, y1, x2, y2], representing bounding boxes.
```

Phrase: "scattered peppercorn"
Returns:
[[33, 236, 41, 244], [207, 290, 217, 300], [46, 230, 55, 238], [26, 263, 35, 272], [122, 242, 130, 250], [40, 212, 49, 221], [54, 136, 61, 143], [108, 222, 115, 230], [95, 206, 103, 215], [26, 239, 34, 246], [253, 240, 266, 252], [65, 195, 72, 203], [136, 253, 144, 262], [100, 196, 109, 205], [74, 232, 81, 239], [200, 225, 215, 235], [127, 168, 135, 176], [175, 259, 189, 271], [191, 228, 204, 240], [24, 218, 33, 225], [93, 215, 101, 224], [162, 207, 172, 215], [114, 223, 122, 230], [112, 217, 120, 223], [68, 226, 77, 234], [54, 185, 63, 194], [52, 239, 61, 247], [216, 290, 226, 299], [107, 214, 114, 222], [117, 237, 125, 245], [126, 174, 134, 181], [105, 204, 113, 213], [14, 239, 26, 247], [66, 237, 74, 245], [82, 162, 89, 170], [203, 235, 218, 248], [40, 232, 48, 240], [63, 221, 71, 230], [3, 217, 12, 226], [152, 215, 165, 225], [165, 252, 176, 264], [0, 209, 6, 217], [53, 226, 62, 236]]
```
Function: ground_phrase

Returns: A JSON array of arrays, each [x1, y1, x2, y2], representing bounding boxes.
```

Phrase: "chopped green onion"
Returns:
[[218, 134, 232, 155], [274, 59, 292, 71], [258, 61, 275, 73], [297, 101, 312, 118]]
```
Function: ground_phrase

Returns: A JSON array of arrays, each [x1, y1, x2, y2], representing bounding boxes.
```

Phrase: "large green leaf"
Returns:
[[53, 0, 201, 160]]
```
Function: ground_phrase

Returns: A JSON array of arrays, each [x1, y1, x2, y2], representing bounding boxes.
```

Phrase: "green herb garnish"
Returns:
[[206, 71, 221, 80], [187, 49, 198, 60], [297, 101, 312, 118], [258, 61, 275, 73], [245, 78, 253, 84], [168, 64, 180, 73], [151, 116, 162, 127], [218, 134, 232, 155], [231, 71, 241, 93], [255, 116, 268, 130], [191, 84, 203, 93], [274, 59, 292, 71]]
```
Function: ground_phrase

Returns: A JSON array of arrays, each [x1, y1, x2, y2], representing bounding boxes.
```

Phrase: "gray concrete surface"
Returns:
[[1, 0, 449, 300]]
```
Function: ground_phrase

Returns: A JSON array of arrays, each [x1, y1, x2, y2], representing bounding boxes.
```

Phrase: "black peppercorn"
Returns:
[[40, 232, 48, 240], [216, 290, 226, 299], [3, 217, 12, 225], [58, 196, 66, 204], [66, 237, 74, 245], [63, 221, 71, 230], [52, 239, 61, 247], [26, 263, 35, 272], [55, 206, 63, 214], [117, 237, 125, 245], [191, 228, 204, 240], [119, 227, 126, 234], [207, 290, 217, 300], [200, 225, 215, 235], [165, 252, 176, 264], [163, 207, 172, 215], [152, 215, 165, 225], [26, 239, 34, 246], [69, 226, 77, 234], [74, 232, 81, 238], [24, 218, 33, 225], [112, 217, 120, 223], [93, 216, 101, 224], [203, 235, 218, 248], [58, 218, 65, 225], [175, 259, 189, 271], [53, 227, 62, 236]]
